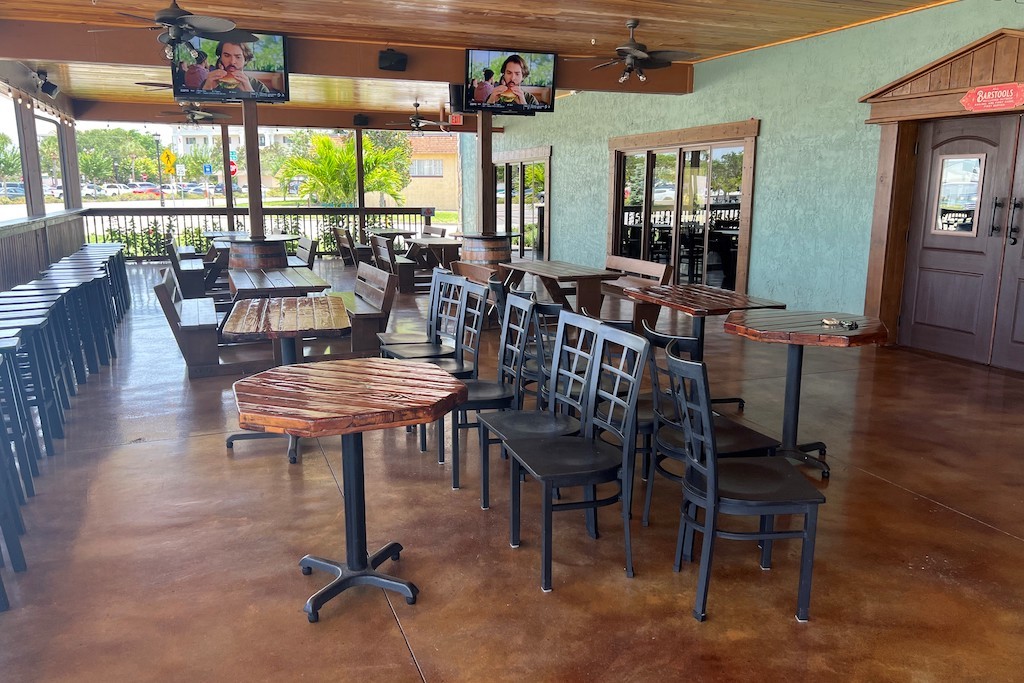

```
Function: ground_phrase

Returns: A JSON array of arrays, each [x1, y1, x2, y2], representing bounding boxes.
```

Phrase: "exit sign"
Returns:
[[449, 113, 463, 126]]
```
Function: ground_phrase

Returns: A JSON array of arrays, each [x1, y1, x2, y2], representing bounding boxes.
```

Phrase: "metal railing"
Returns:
[[80, 206, 435, 259]]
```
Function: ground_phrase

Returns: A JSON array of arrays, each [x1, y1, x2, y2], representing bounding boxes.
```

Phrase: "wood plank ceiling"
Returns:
[[0, 0, 959, 125]]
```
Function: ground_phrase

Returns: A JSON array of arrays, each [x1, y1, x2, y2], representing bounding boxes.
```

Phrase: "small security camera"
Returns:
[[41, 80, 60, 99]]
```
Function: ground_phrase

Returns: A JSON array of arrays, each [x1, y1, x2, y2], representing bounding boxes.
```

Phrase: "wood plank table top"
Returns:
[[221, 297, 351, 343], [625, 283, 786, 318], [504, 260, 619, 283], [724, 309, 888, 347], [233, 358, 468, 438], [228, 267, 331, 299]]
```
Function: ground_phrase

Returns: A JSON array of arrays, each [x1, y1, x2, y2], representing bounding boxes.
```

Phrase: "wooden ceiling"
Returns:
[[0, 0, 959, 126]]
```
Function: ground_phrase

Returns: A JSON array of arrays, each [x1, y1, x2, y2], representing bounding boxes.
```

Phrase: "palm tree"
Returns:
[[280, 134, 407, 206]]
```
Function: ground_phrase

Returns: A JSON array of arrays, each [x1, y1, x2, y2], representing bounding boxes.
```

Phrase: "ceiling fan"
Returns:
[[590, 18, 699, 83], [386, 102, 449, 133], [156, 103, 230, 125], [91, 1, 254, 59]]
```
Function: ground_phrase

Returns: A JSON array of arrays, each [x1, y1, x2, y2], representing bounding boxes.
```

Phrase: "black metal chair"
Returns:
[[641, 321, 780, 527], [667, 351, 825, 622], [504, 313, 650, 591], [379, 270, 463, 356]]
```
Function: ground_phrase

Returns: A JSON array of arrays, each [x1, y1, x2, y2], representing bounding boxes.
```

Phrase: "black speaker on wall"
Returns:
[[378, 49, 408, 72], [353, 113, 370, 126], [449, 84, 469, 114]]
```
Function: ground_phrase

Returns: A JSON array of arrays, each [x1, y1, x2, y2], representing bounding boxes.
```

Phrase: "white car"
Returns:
[[81, 184, 101, 198], [44, 185, 64, 198], [102, 183, 132, 196], [652, 186, 676, 203]]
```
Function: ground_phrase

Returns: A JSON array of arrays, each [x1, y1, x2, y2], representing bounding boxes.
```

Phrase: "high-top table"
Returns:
[[724, 309, 888, 477], [503, 260, 619, 315], [405, 237, 463, 269], [222, 296, 353, 463], [233, 359, 467, 622]]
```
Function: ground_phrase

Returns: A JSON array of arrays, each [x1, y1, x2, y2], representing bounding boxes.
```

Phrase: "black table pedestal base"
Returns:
[[299, 541, 418, 622], [779, 442, 829, 477]]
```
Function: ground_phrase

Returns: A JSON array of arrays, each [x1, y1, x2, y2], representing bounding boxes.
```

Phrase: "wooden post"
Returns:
[[242, 99, 264, 238], [356, 129, 366, 242], [476, 112, 495, 236], [220, 123, 234, 230]]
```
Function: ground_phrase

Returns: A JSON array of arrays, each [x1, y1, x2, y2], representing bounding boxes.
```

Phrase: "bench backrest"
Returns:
[[353, 262, 398, 318], [605, 254, 673, 284], [296, 236, 318, 268], [370, 234, 399, 274], [164, 239, 187, 282], [153, 268, 186, 353], [422, 225, 446, 238], [451, 260, 496, 286]]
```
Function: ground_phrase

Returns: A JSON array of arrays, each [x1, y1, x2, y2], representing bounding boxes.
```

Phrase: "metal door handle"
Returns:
[[990, 197, 1004, 236], [1010, 198, 1022, 246]]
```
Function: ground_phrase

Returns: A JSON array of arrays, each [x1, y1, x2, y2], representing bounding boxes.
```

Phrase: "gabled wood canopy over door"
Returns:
[[863, 29, 1024, 371]]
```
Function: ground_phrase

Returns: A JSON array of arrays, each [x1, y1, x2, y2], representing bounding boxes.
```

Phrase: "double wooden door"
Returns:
[[901, 115, 1024, 372]]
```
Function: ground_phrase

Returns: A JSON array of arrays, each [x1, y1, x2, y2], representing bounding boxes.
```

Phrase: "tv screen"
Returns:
[[465, 49, 555, 114], [172, 33, 289, 103]]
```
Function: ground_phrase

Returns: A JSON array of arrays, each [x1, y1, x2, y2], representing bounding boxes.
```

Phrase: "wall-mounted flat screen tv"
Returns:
[[172, 32, 289, 103], [465, 49, 555, 114]]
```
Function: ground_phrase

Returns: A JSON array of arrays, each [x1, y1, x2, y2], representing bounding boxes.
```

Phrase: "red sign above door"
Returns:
[[960, 83, 1024, 112]]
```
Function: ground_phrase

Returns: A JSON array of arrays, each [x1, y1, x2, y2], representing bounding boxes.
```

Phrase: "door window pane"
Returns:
[[934, 155, 983, 235], [619, 153, 647, 258], [650, 151, 677, 264], [36, 117, 64, 215], [679, 149, 709, 283], [0, 92, 27, 220], [708, 145, 744, 289]]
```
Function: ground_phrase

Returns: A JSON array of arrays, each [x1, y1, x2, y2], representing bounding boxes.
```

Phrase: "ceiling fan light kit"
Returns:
[[117, 1, 242, 60], [592, 18, 697, 84]]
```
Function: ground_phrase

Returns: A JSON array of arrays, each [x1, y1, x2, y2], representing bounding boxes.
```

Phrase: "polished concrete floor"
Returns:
[[2, 258, 1023, 681]]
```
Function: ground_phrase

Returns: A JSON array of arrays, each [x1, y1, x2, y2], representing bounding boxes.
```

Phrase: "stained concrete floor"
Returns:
[[2, 258, 1023, 681]]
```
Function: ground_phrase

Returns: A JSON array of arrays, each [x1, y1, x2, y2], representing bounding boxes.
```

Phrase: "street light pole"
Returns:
[[153, 134, 165, 207]]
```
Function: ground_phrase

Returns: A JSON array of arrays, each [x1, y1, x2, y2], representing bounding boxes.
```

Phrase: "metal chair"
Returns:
[[667, 351, 825, 622]]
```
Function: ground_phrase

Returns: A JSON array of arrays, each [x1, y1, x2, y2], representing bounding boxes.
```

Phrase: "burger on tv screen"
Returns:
[[172, 33, 289, 103], [465, 49, 555, 114]]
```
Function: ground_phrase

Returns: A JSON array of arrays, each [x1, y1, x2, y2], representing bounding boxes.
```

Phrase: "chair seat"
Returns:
[[477, 410, 580, 442], [380, 342, 455, 359], [657, 416, 778, 458], [432, 358, 474, 378], [505, 435, 622, 486], [702, 456, 826, 507], [377, 331, 431, 346], [462, 380, 516, 407]]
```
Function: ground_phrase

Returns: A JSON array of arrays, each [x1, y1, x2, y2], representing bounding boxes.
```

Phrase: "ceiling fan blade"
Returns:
[[204, 112, 231, 121], [590, 58, 622, 71], [116, 11, 160, 24], [616, 46, 649, 60], [199, 27, 258, 42], [183, 15, 236, 33], [136, 81, 174, 88], [646, 49, 700, 62], [637, 59, 672, 70]]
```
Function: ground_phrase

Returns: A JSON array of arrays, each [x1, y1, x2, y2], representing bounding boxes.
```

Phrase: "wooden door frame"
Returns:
[[494, 145, 551, 258], [862, 28, 1024, 342]]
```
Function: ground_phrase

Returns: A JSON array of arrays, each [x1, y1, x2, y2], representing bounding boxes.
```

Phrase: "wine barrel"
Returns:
[[461, 235, 511, 265], [228, 241, 289, 269]]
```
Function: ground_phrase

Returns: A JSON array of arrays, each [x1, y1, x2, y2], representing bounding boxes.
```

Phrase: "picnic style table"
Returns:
[[228, 267, 331, 300], [233, 359, 467, 622], [503, 260, 619, 315], [405, 237, 463, 269], [222, 296, 352, 463], [724, 309, 888, 477]]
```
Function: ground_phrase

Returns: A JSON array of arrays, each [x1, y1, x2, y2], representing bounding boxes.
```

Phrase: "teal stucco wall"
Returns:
[[461, 0, 1020, 312]]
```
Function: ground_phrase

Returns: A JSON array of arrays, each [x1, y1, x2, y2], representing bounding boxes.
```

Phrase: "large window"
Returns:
[[36, 116, 65, 214], [0, 91, 27, 220], [609, 120, 759, 291], [493, 146, 550, 258]]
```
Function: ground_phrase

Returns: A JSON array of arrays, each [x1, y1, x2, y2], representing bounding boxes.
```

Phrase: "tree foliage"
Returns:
[[0, 133, 23, 182], [279, 134, 408, 206]]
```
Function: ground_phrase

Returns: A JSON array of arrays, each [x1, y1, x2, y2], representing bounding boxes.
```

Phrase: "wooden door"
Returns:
[[900, 115, 1024, 371], [992, 133, 1024, 371]]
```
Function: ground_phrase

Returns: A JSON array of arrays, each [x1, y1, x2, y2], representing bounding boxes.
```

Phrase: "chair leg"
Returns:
[[418, 423, 427, 452], [584, 485, 598, 539], [642, 453, 659, 527], [510, 457, 521, 548], [621, 476, 634, 579], [541, 481, 553, 592], [675, 500, 696, 571], [478, 423, 490, 510], [692, 511, 717, 622], [759, 515, 775, 569], [451, 410, 460, 490], [435, 415, 444, 464], [0, 566, 8, 611], [796, 506, 819, 622]]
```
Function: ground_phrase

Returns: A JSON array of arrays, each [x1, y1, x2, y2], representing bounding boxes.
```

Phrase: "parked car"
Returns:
[[44, 185, 64, 198], [81, 183, 101, 198], [0, 184, 26, 198], [102, 183, 132, 196], [128, 182, 160, 196], [652, 185, 676, 203], [213, 182, 242, 194]]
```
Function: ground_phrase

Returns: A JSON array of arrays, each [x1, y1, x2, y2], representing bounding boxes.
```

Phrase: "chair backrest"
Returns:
[[496, 294, 535, 407], [641, 319, 700, 424], [370, 234, 398, 274], [545, 310, 602, 418], [354, 261, 398, 322], [296, 236, 318, 268], [586, 324, 650, 449], [433, 272, 470, 344], [664, 350, 719, 506], [452, 280, 490, 379], [605, 254, 674, 285], [422, 225, 446, 238], [488, 272, 507, 327]]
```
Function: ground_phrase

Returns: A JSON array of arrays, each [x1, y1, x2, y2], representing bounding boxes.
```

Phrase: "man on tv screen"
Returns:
[[485, 55, 539, 107], [473, 68, 495, 103], [203, 41, 271, 95]]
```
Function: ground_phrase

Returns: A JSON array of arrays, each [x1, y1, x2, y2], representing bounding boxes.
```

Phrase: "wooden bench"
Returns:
[[371, 234, 419, 294], [177, 244, 200, 259], [334, 226, 373, 266], [421, 225, 447, 238], [342, 262, 398, 354], [599, 255, 674, 328], [165, 240, 207, 299]]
